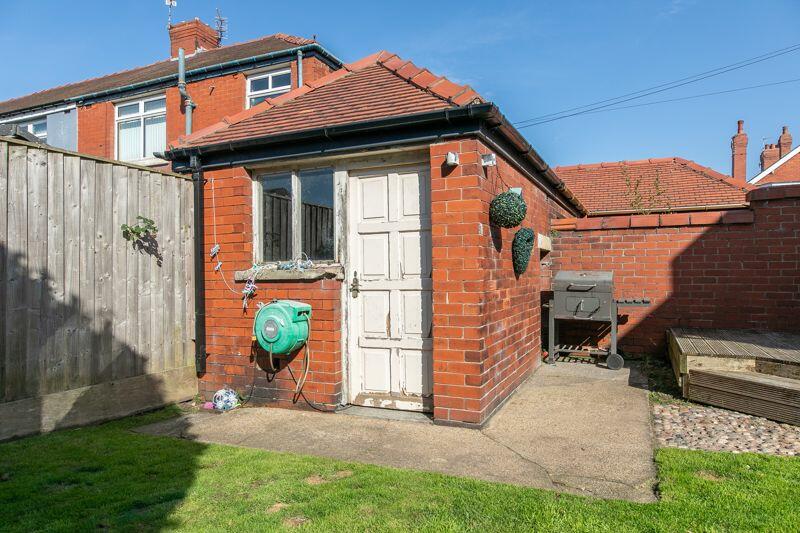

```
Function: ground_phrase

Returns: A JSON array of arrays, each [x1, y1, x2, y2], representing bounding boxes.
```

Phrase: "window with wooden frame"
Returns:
[[254, 168, 335, 262], [115, 95, 166, 162], [246, 68, 292, 108]]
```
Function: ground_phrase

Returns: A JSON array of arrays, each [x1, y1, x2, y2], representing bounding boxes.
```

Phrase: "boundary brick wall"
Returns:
[[550, 185, 800, 355], [430, 139, 557, 426]]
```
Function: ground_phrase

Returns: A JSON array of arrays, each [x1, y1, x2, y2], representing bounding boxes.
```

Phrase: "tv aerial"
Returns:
[[165, 0, 177, 28]]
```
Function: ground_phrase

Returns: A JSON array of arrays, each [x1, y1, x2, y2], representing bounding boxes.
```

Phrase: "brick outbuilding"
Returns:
[[165, 51, 584, 427]]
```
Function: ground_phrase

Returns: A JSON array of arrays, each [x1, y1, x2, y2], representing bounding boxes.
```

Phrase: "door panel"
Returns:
[[349, 165, 432, 411], [361, 234, 389, 279], [361, 291, 390, 337], [362, 348, 391, 392]]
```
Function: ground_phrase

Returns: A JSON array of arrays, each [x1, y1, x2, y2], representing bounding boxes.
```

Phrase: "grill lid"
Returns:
[[553, 270, 613, 293]]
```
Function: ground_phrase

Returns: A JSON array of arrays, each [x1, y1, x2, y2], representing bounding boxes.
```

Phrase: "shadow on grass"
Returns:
[[0, 408, 207, 531], [0, 237, 204, 531]]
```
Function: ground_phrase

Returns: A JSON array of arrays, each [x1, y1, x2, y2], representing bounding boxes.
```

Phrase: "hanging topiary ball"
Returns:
[[489, 191, 526, 228], [512, 228, 535, 276]]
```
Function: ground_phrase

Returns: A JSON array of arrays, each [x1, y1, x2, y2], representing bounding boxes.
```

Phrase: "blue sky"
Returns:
[[1, 0, 798, 177]]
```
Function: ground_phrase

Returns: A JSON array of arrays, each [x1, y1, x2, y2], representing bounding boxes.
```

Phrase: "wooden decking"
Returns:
[[668, 328, 800, 425], [669, 328, 800, 363]]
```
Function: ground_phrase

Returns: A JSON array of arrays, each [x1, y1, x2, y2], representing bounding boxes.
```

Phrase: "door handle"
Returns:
[[350, 271, 360, 298]]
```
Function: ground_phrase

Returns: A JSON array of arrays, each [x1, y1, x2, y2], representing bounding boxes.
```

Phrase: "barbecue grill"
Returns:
[[546, 270, 644, 370]]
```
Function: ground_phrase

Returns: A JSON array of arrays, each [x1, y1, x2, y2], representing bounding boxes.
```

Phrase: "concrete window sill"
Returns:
[[234, 264, 344, 282]]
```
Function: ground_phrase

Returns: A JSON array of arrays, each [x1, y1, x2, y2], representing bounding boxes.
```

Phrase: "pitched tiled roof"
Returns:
[[0, 34, 318, 116], [174, 50, 485, 148], [555, 157, 752, 215]]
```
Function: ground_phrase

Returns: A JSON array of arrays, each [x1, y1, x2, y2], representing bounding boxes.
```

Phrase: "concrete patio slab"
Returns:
[[136, 361, 657, 502]]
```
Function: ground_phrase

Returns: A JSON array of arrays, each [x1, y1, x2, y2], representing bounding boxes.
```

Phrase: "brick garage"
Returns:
[[550, 185, 800, 355], [165, 51, 583, 427]]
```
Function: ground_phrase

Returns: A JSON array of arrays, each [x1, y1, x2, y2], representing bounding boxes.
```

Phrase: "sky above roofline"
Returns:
[[1, 0, 798, 177]]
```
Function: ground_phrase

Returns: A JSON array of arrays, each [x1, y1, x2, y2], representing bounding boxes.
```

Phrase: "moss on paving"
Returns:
[[1, 407, 798, 532]]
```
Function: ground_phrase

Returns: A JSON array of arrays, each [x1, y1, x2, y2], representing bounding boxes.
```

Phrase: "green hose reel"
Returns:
[[253, 300, 311, 355]]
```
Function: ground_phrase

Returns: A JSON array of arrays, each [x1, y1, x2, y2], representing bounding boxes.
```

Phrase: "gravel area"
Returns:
[[652, 402, 800, 456]]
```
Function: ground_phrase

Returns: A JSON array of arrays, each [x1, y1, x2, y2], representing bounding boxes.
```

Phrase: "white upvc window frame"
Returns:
[[114, 94, 167, 163], [26, 119, 47, 141], [252, 167, 338, 264], [245, 68, 292, 108]]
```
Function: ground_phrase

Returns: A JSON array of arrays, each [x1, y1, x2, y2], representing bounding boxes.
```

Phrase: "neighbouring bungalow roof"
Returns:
[[0, 34, 335, 117], [555, 157, 752, 215], [163, 51, 587, 216]]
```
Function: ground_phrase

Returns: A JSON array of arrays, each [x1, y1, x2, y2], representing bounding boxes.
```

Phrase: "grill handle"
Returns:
[[567, 283, 597, 291]]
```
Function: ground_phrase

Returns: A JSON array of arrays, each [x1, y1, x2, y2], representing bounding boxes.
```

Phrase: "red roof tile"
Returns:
[[175, 51, 485, 148], [0, 34, 318, 116], [555, 157, 752, 215]]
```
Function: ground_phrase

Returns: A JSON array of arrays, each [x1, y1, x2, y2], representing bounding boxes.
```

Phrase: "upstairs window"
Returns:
[[255, 168, 335, 262], [115, 96, 166, 162], [246, 69, 292, 108], [27, 119, 47, 142]]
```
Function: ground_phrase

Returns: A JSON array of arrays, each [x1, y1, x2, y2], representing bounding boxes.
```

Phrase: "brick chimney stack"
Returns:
[[731, 119, 748, 182], [778, 125, 792, 158], [760, 144, 780, 171], [169, 18, 220, 58]]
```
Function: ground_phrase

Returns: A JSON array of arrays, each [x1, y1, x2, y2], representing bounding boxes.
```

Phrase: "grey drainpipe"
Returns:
[[178, 48, 196, 134], [296, 50, 303, 88], [190, 154, 207, 374]]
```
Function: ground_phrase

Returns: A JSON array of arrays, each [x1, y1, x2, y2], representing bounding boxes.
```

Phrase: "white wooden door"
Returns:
[[347, 165, 432, 411]]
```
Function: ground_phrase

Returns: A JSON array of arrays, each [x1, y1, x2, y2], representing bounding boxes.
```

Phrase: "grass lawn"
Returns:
[[1, 408, 799, 532]]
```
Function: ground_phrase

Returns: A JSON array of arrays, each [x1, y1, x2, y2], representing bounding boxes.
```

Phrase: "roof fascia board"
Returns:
[[167, 104, 495, 160], [169, 115, 486, 172], [750, 144, 800, 183], [0, 103, 76, 123]]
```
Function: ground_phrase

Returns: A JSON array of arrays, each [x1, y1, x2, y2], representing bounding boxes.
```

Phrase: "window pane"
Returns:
[[30, 121, 47, 136], [300, 168, 334, 260], [271, 72, 291, 89], [261, 173, 293, 261], [117, 102, 139, 117], [144, 115, 166, 158], [117, 119, 141, 161], [143, 98, 166, 113], [249, 95, 267, 107], [249, 76, 269, 93]]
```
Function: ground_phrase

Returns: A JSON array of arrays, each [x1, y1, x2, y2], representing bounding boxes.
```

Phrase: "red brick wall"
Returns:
[[430, 139, 555, 426], [77, 101, 114, 158], [197, 167, 343, 408], [550, 186, 800, 355]]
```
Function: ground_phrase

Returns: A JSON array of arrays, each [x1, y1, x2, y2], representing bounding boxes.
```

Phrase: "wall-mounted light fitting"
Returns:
[[481, 153, 497, 167], [445, 152, 460, 166]]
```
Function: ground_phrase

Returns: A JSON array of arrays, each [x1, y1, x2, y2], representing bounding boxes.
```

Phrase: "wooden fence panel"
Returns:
[[0, 139, 196, 435], [0, 142, 7, 397], [6, 144, 27, 400], [45, 151, 65, 394]]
